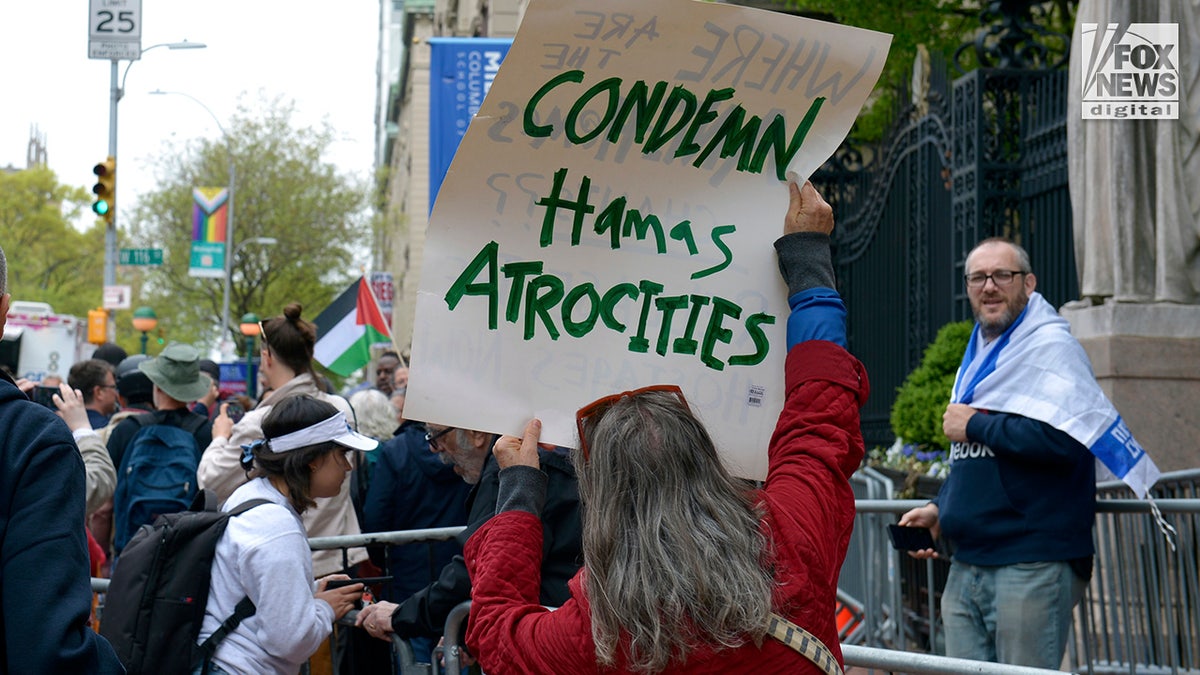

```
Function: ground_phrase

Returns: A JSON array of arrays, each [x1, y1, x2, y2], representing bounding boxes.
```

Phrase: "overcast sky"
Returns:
[[2, 1, 380, 225]]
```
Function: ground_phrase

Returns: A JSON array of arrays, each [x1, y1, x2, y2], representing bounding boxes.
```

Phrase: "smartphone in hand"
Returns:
[[887, 524, 936, 551], [32, 385, 59, 410], [225, 401, 245, 423]]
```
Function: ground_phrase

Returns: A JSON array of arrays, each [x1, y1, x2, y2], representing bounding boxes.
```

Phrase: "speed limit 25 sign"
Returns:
[[88, 0, 142, 61]]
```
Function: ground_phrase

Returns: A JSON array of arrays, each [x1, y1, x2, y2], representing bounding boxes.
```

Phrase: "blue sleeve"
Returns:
[[362, 441, 402, 534], [786, 287, 847, 350]]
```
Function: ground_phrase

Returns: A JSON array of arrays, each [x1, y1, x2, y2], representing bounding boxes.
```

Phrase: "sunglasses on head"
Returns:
[[575, 384, 689, 462]]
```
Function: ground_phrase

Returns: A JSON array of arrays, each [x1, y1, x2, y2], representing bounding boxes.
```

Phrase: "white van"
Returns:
[[1, 301, 88, 381]]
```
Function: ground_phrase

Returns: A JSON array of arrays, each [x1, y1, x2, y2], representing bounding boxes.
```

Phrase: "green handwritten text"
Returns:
[[523, 70, 825, 180], [444, 241, 775, 371]]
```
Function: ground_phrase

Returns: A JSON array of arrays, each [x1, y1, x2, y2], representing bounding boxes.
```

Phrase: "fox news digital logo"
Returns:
[[1081, 23, 1178, 120]]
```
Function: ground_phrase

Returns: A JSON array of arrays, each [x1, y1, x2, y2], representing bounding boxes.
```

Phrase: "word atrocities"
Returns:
[[1081, 22, 1179, 120], [444, 240, 775, 372], [523, 69, 825, 180]]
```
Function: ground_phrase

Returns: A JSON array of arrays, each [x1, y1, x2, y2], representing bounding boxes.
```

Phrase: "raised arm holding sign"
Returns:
[[464, 180, 869, 674], [408, 0, 889, 479]]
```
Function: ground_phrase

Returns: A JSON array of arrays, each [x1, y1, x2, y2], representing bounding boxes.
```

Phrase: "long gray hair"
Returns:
[[574, 391, 775, 672]]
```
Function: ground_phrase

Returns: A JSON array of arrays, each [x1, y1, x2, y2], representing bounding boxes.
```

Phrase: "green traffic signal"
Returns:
[[92, 157, 116, 222]]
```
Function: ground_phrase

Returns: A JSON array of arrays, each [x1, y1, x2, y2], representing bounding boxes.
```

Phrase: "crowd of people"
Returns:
[[1, 178, 1128, 674]]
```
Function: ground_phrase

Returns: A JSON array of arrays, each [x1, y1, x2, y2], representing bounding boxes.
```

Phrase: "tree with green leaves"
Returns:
[[782, 0, 1077, 140], [127, 95, 372, 353], [890, 320, 973, 451], [0, 166, 101, 316]]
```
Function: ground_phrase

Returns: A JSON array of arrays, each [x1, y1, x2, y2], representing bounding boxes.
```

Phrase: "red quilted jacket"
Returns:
[[465, 340, 868, 674]]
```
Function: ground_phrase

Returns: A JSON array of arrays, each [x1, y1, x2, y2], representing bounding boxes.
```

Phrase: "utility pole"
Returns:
[[88, 20, 205, 339], [104, 60, 120, 341]]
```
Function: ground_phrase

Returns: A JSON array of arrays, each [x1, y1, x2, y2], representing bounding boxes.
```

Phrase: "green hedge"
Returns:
[[889, 321, 973, 449]]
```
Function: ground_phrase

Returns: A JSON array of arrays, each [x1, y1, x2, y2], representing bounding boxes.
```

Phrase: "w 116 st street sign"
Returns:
[[119, 248, 162, 265]]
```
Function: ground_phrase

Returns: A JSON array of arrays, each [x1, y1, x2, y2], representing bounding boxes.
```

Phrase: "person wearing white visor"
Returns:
[[195, 395, 378, 675]]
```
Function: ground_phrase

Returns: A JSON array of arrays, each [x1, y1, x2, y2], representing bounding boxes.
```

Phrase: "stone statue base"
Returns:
[[1060, 301, 1200, 474]]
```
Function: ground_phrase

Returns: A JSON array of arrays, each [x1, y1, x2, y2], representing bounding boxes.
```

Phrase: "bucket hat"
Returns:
[[138, 343, 212, 402]]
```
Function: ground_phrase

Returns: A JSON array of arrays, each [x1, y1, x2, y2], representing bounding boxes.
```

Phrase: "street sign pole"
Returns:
[[104, 59, 119, 341], [90, 0, 143, 340]]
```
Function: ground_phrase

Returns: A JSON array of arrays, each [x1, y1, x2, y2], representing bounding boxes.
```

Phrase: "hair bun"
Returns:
[[283, 302, 303, 322]]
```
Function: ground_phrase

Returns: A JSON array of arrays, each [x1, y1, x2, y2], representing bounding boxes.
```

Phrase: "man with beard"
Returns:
[[899, 238, 1110, 669]]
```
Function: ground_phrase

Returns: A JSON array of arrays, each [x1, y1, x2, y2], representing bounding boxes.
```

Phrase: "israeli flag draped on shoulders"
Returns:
[[951, 292, 1161, 499]]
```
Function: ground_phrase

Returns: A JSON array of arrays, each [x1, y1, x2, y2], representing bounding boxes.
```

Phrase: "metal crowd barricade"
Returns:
[[843, 645, 1068, 674], [850, 495, 937, 653], [311, 526, 466, 675], [89, 472, 1199, 675], [1072, 469, 1200, 675], [419, 599, 1068, 675], [846, 467, 1200, 675], [846, 466, 906, 647], [306, 525, 466, 570], [435, 601, 472, 675], [340, 609, 430, 675]]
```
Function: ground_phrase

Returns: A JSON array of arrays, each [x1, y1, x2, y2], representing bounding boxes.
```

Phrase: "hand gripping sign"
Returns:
[[409, 0, 890, 480]]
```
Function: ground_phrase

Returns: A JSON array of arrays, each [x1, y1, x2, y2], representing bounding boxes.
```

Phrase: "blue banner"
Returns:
[[218, 360, 255, 398], [429, 37, 512, 213]]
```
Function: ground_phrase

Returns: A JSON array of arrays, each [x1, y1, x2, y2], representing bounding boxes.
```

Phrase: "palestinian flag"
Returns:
[[313, 277, 392, 377]]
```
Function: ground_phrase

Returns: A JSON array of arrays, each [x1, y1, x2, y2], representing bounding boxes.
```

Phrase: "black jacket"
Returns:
[[389, 449, 582, 638], [362, 421, 472, 602], [0, 370, 124, 674]]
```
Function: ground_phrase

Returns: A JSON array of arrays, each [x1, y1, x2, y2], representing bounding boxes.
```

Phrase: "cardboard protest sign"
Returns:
[[407, 0, 890, 479]]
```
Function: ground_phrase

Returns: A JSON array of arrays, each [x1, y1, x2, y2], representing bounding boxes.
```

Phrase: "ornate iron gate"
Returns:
[[814, 44, 1077, 447]]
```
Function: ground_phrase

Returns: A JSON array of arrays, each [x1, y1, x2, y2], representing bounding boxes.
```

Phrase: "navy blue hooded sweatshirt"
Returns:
[[0, 370, 124, 674], [933, 408, 1095, 570]]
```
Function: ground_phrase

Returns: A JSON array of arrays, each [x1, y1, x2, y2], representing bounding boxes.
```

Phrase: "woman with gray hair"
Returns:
[[349, 388, 399, 441], [463, 182, 868, 674]]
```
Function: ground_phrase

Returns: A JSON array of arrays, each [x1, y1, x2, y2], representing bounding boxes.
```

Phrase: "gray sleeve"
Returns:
[[774, 232, 834, 296], [75, 432, 116, 516], [496, 465, 548, 516]]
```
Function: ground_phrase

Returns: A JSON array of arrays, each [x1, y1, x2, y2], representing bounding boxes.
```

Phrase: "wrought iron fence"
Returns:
[[814, 59, 1076, 448]]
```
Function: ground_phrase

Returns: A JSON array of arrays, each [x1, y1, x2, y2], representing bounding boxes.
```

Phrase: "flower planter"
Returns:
[[872, 466, 945, 500]]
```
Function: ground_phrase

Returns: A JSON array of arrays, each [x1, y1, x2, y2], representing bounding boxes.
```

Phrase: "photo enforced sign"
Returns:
[[1081, 22, 1179, 120]]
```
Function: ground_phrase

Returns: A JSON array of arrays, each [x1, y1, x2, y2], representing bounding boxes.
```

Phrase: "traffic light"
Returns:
[[87, 309, 108, 345], [92, 156, 116, 222]]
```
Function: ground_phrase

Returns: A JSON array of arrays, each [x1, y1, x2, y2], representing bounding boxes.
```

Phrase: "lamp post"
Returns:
[[235, 237, 278, 269], [103, 41, 205, 341], [132, 306, 159, 355], [239, 313, 260, 400], [149, 89, 239, 351]]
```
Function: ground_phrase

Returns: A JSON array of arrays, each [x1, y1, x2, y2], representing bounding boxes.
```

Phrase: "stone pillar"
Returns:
[[1061, 302, 1200, 473]]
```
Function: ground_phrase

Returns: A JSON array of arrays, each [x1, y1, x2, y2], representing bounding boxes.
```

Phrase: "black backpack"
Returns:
[[100, 489, 270, 674]]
